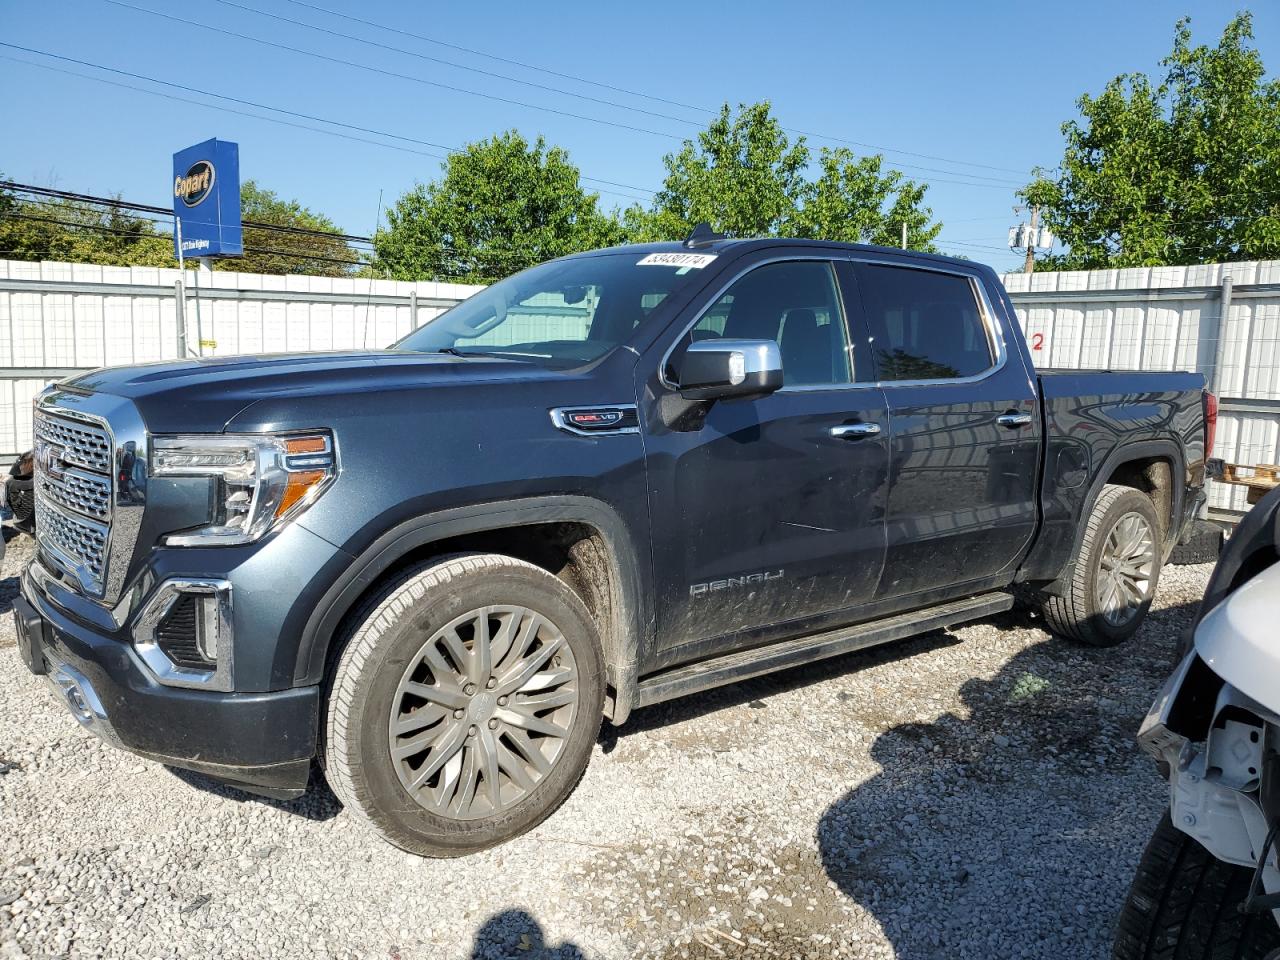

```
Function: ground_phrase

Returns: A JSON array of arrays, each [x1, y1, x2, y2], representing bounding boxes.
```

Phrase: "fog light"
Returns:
[[133, 579, 233, 691]]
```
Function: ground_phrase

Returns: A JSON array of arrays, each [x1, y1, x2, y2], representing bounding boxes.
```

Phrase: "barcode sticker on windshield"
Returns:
[[637, 252, 718, 269]]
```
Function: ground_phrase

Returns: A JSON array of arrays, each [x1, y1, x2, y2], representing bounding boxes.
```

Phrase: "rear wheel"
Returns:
[[1114, 813, 1280, 959], [324, 553, 604, 857], [1041, 484, 1163, 647]]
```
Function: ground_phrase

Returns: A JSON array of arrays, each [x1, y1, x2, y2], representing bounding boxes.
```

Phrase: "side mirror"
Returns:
[[675, 339, 784, 401]]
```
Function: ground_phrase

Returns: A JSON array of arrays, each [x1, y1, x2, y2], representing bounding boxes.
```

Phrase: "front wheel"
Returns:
[[1114, 813, 1280, 959], [324, 553, 605, 857], [1040, 484, 1163, 647]]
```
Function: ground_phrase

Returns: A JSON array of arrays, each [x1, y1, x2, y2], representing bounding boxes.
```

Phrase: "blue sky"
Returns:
[[2, 0, 1277, 272]]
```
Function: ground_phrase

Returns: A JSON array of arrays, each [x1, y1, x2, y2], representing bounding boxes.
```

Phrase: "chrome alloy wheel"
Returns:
[[388, 605, 579, 820], [1097, 512, 1156, 627]]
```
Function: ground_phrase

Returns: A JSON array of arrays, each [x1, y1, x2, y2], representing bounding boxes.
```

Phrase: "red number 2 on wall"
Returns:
[[1031, 333, 1045, 351]]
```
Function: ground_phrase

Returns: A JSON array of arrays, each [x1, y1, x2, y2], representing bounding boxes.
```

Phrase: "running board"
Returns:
[[634, 592, 1014, 709]]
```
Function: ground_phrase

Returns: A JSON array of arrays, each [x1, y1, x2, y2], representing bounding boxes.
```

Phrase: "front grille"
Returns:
[[36, 467, 111, 520], [34, 414, 113, 472], [34, 410, 114, 596], [35, 496, 109, 588]]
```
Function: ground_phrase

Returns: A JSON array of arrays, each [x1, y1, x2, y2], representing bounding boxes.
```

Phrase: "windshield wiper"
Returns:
[[432, 347, 544, 361]]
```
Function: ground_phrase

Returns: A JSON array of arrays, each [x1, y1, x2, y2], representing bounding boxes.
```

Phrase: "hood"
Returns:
[[62, 350, 566, 433]]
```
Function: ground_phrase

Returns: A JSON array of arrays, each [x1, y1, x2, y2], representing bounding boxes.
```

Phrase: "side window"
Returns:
[[677, 261, 851, 386], [857, 265, 995, 381]]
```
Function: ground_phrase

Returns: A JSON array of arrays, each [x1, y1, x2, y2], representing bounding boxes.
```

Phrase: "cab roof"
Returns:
[[574, 237, 988, 274]]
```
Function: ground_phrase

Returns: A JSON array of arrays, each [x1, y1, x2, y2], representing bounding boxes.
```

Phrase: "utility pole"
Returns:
[[1024, 205, 1040, 274], [901, 221, 908, 250], [1009, 205, 1052, 273]]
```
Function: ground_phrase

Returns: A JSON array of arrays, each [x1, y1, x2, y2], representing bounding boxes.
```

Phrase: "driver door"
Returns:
[[639, 258, 890, 663]]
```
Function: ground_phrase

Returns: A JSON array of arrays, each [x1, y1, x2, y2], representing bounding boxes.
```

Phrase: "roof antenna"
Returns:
[[684, 222, 725, 249]]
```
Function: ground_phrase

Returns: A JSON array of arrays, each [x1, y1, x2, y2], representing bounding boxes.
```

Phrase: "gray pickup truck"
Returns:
[[15, 236, 1212, 855]]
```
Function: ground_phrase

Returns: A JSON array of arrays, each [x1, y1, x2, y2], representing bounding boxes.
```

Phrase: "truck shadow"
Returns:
[[165, 763, 343, 822], [814, 598, 1198, 958]]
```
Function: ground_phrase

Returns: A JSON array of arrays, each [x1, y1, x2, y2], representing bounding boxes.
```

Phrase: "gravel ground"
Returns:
[[0, 529, 1213, 960]]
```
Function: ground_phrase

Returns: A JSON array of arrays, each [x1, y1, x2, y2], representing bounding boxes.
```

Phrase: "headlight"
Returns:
[[151, 432, 336, 546]]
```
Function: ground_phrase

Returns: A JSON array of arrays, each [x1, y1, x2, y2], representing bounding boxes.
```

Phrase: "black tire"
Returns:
[[1170, 521, 1224, 566], [1114, 813, 1280, 960], [323, 553, 605, 857], [1040, 484, 1163, 647]]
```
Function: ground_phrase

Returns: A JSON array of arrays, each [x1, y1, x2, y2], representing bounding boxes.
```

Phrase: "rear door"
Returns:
[[850, 261, 1041, 600]]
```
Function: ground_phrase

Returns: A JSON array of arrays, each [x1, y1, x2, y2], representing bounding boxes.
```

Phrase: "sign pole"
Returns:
[[174, 217, 189, 358], [172, 137, 242, 358]]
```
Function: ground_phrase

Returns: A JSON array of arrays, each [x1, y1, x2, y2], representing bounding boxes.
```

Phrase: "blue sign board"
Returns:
[[172, 138, 242, 259]]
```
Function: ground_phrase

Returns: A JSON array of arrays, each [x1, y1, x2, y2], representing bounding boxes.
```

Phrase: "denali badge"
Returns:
[[690, 570, 784, 598]]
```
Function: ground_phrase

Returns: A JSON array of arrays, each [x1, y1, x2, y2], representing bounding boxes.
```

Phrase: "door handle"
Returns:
[[829, 422, 881, 440], [996, 412, 1033, 429]]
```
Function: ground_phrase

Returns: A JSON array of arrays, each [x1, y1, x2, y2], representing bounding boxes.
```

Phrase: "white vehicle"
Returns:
[[1117, 487, 1280, 960]]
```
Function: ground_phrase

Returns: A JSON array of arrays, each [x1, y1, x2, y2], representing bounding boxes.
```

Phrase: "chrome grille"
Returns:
[[34, 414, 113, 472], [36, 466, 111, 520], [34, 410, 114, 597], [35, 494, 109, 589]]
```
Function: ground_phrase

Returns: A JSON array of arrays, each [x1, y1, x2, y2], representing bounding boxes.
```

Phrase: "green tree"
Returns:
[[374, 132, 618, 283], [1024, 13, 1280, 269], [794, 149, 941, 251], [218, 180, 355, 277], [625, 102, 941, 248], [0, 184, 175, 267], [633, 102, 810, 239]]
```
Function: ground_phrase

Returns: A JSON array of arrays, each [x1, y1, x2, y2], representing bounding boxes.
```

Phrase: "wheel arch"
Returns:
[[1043, 439, 1187, 596], [296, 496, 649, 721]]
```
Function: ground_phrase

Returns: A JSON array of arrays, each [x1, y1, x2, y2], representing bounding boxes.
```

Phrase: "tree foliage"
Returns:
[[0, 178, 357, 275], [0, 181, 175, 267], [634, 103, 810, 239], [215, 180, 354, 277], [626, 102, 940, 251], [373, 132, 619, 283], [1024, 13, 1280, 269], [795, 150, 942, 250]]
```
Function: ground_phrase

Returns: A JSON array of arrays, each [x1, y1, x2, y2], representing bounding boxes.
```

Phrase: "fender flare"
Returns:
[[1055, 438, 1187, 588], [294, 495, 650, 719]]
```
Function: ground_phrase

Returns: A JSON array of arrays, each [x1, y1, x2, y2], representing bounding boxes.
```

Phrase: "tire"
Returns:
[[1114, 813, 1280, 959], [1040, 484, 1163, 647], [1170, 521, 1224, 566], [324, 553, 605, 857]]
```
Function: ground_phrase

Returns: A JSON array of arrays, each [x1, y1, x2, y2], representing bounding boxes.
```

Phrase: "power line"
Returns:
[[210, 0, 704, 128], [0, 209, 529, 277], [103, 1, 684, 141], [0, 51, 656, 205], [2, 181, 376, 245], [198, 0, 1025, 188], [273, 0, 1034, 178], [281, 0, 709, 114]]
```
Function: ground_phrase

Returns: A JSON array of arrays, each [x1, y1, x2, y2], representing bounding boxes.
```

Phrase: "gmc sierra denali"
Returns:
[[14, 236, 1213, 856]]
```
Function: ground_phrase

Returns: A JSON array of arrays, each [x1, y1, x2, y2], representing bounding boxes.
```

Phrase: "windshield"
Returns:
[[393, 251, 717, 364]]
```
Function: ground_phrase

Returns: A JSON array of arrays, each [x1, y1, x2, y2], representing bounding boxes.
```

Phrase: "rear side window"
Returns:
[[856, 265, 995, 381]]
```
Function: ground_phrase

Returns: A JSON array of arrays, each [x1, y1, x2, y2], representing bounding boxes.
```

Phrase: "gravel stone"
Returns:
[[0, 529, 1213, 958]]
